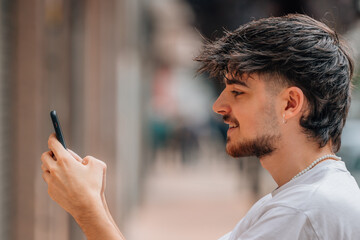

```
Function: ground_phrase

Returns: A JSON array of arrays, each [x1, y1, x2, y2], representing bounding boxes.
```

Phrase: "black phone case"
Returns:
[[50, 110, 67, 149]]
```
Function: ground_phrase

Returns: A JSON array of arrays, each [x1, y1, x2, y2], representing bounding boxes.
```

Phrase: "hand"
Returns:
[[41, 133, 107, 220]]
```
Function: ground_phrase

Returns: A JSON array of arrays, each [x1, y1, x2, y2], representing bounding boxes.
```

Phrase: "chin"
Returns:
[[226, 142, 249, 158], [225, 136, 278, 158]]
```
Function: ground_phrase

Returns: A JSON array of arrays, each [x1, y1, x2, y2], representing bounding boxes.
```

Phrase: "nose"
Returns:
[[212, 91, 231, 116]]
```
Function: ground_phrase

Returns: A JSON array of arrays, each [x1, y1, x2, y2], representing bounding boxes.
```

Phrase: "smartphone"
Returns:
[[50, 110, 67, 149]]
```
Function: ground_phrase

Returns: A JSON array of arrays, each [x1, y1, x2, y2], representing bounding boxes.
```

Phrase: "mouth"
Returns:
[[226, 122, 239, 135], [224, 121, 239, 129], [223, 115, 239, 134], [228, 124, 239, 129]]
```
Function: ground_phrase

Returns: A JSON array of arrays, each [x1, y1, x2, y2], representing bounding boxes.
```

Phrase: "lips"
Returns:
[[223, 115, 239, 133], [224, 121, 239, 128], [229, 124, 239, 129], [227, 123, 239, 135]]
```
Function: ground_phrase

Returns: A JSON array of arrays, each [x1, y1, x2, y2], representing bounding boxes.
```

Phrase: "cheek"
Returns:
[[234, 100, 274, 134], [233, 107, 260, 134], [261, 102, 281, 132]]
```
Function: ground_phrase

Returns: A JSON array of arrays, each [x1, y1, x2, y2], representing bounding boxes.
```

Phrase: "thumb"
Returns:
[[68, 149, 82, 163]]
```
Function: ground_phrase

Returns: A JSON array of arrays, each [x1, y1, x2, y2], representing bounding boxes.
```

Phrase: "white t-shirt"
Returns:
[[219, 160, 360, 240]]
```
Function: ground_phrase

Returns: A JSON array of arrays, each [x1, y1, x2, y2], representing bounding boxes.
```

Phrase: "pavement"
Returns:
[[123, 152, 268, 240]]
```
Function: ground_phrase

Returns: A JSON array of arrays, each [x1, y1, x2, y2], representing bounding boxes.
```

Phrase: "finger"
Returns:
[[48, 133, 71, 163], [41, 151, 51, 170], [41, 163, 50, 173], [41, 151, 53, 161], [41, 150, 58, 173], [68, 149, 82, 163], [49, 150, 57, 161], [82, 155, 103, 166], [42, 171, 51, 183], [51, 152, 57, 159], [82, 156, 93, 165], [101, 165, 107, 194]]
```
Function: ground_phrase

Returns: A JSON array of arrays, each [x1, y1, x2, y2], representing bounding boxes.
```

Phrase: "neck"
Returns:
[[259, 138, 337, 187]]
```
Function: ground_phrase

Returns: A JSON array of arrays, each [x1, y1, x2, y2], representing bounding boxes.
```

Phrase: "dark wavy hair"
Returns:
[[195, 14, 354, 152]]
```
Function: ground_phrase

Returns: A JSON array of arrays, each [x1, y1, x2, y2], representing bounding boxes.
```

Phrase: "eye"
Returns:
[[231, 90, 244, 97]]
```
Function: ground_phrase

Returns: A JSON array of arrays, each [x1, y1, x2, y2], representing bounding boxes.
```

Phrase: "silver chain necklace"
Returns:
[[291, 154, 341, 181]]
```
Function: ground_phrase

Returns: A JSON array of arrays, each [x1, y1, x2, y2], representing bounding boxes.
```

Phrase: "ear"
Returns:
[[281, 87, 305, 121]]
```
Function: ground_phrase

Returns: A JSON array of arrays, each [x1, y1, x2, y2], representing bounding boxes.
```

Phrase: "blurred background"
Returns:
[[1, 0, 360, 239]]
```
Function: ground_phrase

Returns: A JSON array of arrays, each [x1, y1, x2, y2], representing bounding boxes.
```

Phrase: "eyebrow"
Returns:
[[225, 78, 249, 88]]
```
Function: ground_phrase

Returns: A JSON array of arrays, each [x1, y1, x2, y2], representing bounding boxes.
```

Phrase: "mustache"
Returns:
[[223, 114, 239, 125]]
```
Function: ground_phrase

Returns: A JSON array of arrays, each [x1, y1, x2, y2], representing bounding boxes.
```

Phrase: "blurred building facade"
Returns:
[[0, 0, 12, 239], [6, 0, 148, 239]]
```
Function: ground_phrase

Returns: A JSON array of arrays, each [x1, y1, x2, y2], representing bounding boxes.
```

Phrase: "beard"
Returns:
[[226, 134, 280, 158], [223, 111, 281, 158]]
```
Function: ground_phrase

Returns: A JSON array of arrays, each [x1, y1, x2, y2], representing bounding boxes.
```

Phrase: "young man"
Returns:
[[41, 14, 360, 239]]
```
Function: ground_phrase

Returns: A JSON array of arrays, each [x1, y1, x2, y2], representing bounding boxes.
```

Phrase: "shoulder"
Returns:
[[271, 171, 360, 217], [234, 205, 318, 240], [272, 161, 360, 209], [268, 164, 360, 239]]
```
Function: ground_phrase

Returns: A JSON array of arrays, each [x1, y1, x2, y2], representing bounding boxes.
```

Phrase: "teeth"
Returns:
[[225, 122, 238, 128]]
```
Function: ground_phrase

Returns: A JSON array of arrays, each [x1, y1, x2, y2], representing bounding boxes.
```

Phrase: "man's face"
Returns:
[[213, 73, 282, 158]]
